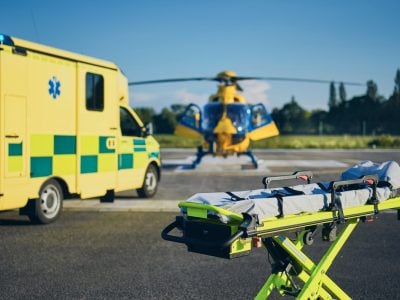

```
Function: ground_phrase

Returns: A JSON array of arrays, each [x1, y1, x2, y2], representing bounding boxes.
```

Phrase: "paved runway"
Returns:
[[1, 210, 399, 299], [2, 149, 400, 299]]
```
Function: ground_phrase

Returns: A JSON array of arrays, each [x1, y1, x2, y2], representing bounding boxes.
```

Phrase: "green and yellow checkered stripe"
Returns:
[[80, 136, 116, 174], [118, 139, 146, 170], [118, 153, 133, 170], [8, 135, 159, 178], [28, 134, 117, 178], [8, 142, 24, 173], [118, 138, 159, 170], [30, 134, 77, 177]]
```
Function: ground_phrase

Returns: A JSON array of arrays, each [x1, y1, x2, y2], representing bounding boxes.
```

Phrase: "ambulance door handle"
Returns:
[[5, 134, 19, 139], [110, 127, 118, 130]]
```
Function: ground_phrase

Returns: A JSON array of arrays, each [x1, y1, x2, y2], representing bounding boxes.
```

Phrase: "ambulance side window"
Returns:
[[120, 107, 142, 137], [86, 73, 104, 111]]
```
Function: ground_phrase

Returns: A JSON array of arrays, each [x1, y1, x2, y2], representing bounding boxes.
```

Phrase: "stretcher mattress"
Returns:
[[182, 161, 400, 221]]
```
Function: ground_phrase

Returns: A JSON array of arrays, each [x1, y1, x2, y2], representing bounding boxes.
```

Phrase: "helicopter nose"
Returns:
[[213, 116, 237, 134]]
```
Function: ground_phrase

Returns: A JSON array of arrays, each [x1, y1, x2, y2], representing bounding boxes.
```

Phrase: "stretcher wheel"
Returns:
[[303, 231, 314, 245], [322, 223, 337, 242], [303, 226, 317, 245]]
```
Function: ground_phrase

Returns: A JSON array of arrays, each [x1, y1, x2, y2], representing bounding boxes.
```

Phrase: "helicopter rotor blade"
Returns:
[[233, 76, 365, 86], [129, 75, 365, 87], [128, 77, 217, 86]]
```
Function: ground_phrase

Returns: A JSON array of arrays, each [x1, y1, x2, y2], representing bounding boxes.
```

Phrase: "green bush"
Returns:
[[368, 135, 400, 148]]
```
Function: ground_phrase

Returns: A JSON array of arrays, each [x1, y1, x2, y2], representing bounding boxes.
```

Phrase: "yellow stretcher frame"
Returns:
[[163, 181, 400, 299]]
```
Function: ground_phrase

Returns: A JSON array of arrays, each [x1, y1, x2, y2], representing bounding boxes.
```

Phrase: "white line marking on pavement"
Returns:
[[162, 156, 348, 172], [263, 160, 348, 168]]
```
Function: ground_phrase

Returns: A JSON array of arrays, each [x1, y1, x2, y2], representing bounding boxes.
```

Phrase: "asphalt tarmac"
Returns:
[[0, 210, 399, 299], [1, 149, 399, 299]]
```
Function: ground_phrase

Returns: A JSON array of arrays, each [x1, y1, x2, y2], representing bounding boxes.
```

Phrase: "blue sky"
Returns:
[[2, 0, 399, 112]]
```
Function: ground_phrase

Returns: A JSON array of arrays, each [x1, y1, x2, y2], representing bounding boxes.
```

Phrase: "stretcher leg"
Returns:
[[296, 272, 333, 300], [255, 270, 337, 299], [256, 271, 287, 298], [297, 218, 358, 300], [275, 237, 345, 299], [255, 242, 339, 299], [256, 219, 359, 299], [255, 234, 337, 299]]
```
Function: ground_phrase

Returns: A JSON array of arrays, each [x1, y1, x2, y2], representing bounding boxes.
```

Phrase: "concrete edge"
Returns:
[[63, 199, 181, 212]]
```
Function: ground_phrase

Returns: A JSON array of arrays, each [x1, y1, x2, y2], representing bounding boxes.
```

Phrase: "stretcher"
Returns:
[[162, 161, 400, 299]]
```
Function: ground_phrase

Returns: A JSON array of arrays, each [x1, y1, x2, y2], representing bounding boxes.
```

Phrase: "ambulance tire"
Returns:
[[137, 164, 159, 198], [29, 179, 63, 224], [100, 190, 115, 203]]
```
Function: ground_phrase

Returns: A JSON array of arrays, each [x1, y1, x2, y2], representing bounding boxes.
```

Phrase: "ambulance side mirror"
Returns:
[[143, 122, 153, 137]]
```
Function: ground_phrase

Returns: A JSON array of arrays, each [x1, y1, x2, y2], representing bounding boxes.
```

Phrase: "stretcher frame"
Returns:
[[162, 173, 400, 299]]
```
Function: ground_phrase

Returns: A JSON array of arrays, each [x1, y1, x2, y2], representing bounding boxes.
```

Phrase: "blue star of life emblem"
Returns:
[[48, 76, 61, 99]]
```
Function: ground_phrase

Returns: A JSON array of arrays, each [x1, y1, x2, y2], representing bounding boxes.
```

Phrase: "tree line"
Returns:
[[135, 69, 400, 135]]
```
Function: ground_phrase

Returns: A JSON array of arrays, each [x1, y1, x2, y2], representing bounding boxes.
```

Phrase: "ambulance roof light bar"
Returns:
[[0, 34, 15, 46]]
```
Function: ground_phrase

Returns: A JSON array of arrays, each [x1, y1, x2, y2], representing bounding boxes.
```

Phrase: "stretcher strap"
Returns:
[[317, 182, 333, 192], [332, 194, 345, 224], [273, 188, 306, 218], [275, 193, 284, 218], [283, 186, 305, 195], [225, 191, 248, 201]]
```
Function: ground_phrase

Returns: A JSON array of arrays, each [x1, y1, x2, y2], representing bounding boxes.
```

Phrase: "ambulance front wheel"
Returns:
[[137, 164, 159, 198], [29, 179, 63, 224]]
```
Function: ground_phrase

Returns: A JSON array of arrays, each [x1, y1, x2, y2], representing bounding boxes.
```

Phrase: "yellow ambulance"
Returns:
[[0, 34, 161, 223]]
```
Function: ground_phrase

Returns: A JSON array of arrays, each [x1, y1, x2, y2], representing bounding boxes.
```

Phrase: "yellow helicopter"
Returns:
[[129, 71, 363, 168]]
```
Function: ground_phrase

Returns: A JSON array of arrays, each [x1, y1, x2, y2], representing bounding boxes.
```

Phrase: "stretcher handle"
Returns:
[[331, 174, 379, 223], [262, 171, 313, 189], [331, 174, 378, 197], [161, 219, 186, 244], [161, 217, 245, 249]]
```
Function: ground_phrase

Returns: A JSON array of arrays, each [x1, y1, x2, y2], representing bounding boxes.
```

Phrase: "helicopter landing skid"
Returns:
[[238, 151, 259, 169], [192, 146, 211, 168], [192, 147, 259, 169]]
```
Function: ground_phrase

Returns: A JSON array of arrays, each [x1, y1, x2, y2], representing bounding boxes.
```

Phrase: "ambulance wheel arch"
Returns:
[[23, 178, 65, 224], [137, 163, 160, 198]]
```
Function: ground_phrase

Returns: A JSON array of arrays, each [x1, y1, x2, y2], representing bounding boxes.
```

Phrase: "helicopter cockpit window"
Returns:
[[251, 104, 271, 128], [120, 107, 142, 136], [226, 104, 250, 132], [180, 104, 201, 129], [202, 103, 224, 131]]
